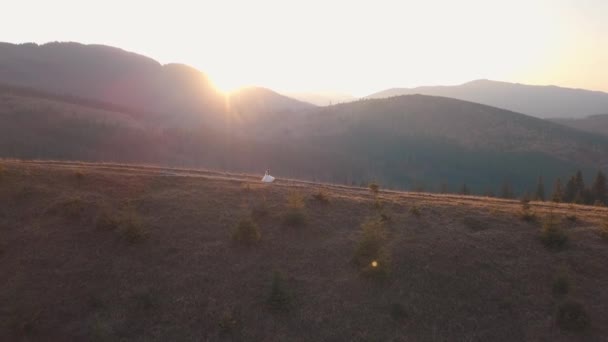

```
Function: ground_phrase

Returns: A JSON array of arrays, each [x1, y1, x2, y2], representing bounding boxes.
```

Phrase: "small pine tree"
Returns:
[[564, 176, 577, 203], [484, 188, 495, 198], [501, 181, 513, 199], [573, 190, 585, 204], [592, 170, 607, 205], [575, 170, 585, 194], [460, 183, 470, 195], [552, 178, 563, 203], [535, 176, 545, 201]]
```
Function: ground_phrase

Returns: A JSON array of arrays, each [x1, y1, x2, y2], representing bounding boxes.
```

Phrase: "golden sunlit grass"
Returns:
[[283, 191, 307, 226]]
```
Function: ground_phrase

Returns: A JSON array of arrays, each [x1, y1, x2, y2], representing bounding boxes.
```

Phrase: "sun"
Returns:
[[207, 71, 244, 94]]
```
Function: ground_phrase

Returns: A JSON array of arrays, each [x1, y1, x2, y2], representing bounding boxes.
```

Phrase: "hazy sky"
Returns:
[[2, 0, 607, 95]]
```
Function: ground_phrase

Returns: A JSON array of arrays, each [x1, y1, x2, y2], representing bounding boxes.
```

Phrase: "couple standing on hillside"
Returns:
[[261, 169, 275, 183]]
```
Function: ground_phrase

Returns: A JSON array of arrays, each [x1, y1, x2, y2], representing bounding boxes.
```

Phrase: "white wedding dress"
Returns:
[[261, 170, 275, 183]]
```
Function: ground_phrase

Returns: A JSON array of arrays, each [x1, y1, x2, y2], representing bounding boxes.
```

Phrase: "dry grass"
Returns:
[[556, 301, 590, 332], [389, 303, 408, 321], [74, 170, 85, 181], [519, 208, 537, 222], [540, 216, 568, 250], [118, 211, 148, 244], [552, 267, 571, 297], [2, 159, 608, 341], [311, 189, 330, 204], [599, 221, 608, 241], [267, 271, 293, 312], [218, 309, 240, 337], [250, 199, 269, 219], [49, 197, 87, 218], [409, 205, 421, 218], [95, 208, 120, 231], [232, 217, 261, 245]]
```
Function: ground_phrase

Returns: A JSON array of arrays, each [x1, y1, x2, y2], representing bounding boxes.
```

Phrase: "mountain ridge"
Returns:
[[367, 79, 608, 119]]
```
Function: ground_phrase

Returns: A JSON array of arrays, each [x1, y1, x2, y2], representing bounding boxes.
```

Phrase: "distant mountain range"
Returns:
[[1, 41, 607, 194], [366, 79, 608, 119]]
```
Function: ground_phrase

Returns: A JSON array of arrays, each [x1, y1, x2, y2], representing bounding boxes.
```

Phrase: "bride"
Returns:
[[261, 169, 275, 183]]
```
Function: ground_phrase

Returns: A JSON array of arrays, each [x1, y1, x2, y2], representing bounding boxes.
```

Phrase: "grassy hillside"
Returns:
[[1, 160, 608, 341]]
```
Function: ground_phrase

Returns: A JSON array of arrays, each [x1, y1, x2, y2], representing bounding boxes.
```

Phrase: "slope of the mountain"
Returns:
[[366, 79, 608, 119], [3, 84, 606, 195], [0, 42, 311, 129], [0, 42, 211, 112], [551, 114, 608, 137], [277, 95, 608, 191], [283, 91, 357, 106], [229, 87, 315, 114]]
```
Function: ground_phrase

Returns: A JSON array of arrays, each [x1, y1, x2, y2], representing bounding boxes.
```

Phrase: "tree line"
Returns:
[[456, 170, 606, 206]]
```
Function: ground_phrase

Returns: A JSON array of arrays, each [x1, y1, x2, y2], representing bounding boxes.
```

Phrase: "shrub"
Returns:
[[131, 290, 159, 311], [354, 219, 391, 278], [283, 192, 307, 226], [119, 213, 149, 244], [565, 214, 578, 222], [520, 197, 531, 211], [283, 209, 307, 226], [267, 271, 292, 312], [373, 199, 384, 210], [90, 316, 112, 341], [287, 191, 305, 209], [354, 219, 386, 264], [552, 269, 570, 297], [218, 309, 239, 336], [390, 303, 408, 321], [519, 209, 537, 222], [232, 217, 261, 244], [55, 197, 86, 218], [369, 183, 379, 194], [556, 301, 590, 332], [463, 217, 486, 232], [380, 211, 392, 223], [409, 205, 421, 218], [96, 209, 120, 231], [251, 200, 269, 219], [0, 164, 5, 180], [74, 171, 85, 181], [312, 190, 330, 204], [540, 217, 568, 250]]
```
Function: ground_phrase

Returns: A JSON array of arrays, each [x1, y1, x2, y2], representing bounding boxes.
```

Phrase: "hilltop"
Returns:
[[1, 160, 608, 341]]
